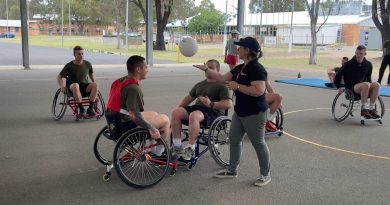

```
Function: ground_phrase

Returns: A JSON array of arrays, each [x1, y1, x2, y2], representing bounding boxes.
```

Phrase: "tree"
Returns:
[[131, 0, 196, 51], [187, 7, 225, 40], [249, 0, 305, 13], [305, 0, 336, 64], [0, 0, 20, 19], [372, 0, 390, 55]]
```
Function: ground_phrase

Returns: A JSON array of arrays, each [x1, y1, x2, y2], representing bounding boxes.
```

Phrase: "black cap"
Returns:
[[234, 37, 260, 53]]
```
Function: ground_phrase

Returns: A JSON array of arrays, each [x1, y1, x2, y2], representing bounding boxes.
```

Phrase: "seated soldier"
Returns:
[[334, 45, 381, 119], [171, 59, 233, 160], [105, 55, 171, 156], [265, 81, 282, 132], [325, 57, 348, 88], [57, 46, 99, 116]]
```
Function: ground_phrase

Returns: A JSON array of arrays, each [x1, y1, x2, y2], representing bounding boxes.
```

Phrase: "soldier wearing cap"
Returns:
[[224, 29, 240, 69]]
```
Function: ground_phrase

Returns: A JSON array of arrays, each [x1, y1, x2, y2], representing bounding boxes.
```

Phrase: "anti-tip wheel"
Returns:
[[102, 172, 111, 181]]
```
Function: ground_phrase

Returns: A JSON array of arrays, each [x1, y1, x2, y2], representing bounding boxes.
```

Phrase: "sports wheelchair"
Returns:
[[93, 114, 231, 189], [52, 88, 105, 121], [331, 89, 385, 125]]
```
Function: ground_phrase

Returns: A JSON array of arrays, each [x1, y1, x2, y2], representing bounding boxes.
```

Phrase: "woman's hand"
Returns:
[[225, 81, 239, 91]]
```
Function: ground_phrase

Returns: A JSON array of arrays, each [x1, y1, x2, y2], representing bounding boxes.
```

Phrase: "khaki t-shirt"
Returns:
[[59, 60, 93, 84], [189, 80, 231, 113], [121, 84, 144, 122]]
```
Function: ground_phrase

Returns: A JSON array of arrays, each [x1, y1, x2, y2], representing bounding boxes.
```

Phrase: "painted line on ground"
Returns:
[[283, 107, 390, 160]]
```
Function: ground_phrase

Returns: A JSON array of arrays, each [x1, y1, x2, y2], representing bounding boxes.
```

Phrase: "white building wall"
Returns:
[[277, 25, 340, 45]]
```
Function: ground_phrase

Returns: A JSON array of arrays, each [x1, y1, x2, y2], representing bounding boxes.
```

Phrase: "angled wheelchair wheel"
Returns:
[[332, 89, 354, 122], [375, 96, 385, 118], [52, 88, 68, 120], [95, 91, 106, 118], [93, 125, 116, 165], [113, 128, 170, 189], [208, 116, 231, 168], [274, 108, 283, 130]]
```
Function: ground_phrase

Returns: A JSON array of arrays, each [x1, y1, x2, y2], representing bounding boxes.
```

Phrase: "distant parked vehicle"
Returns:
[[143, 32, 170, 44], [0, 32, 15, 38]]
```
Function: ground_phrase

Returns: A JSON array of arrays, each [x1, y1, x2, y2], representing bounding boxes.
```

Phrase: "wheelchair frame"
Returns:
[[52, 89, 105, 121], [93, 108, 283, 189], [331, 89, 385, 125], [93, 115, 232, 188]]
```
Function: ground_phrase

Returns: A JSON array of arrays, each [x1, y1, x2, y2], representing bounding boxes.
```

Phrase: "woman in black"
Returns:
[[194, 37, 271, 186]]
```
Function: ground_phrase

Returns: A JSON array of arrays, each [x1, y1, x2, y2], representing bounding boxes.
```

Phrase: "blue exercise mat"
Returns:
[[275, 78, 390, 97]]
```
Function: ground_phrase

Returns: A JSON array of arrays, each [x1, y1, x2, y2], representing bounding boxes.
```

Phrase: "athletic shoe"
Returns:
[[265, 121, 278, 132], [361, 109, 373, 119], [173, 145, 184, 155], [368, 109, 380, 119], [79, 106, 85, 116], [87, 107, 96, 116], [214, 170, 238, 178], [254, 174, 271, 186], [181, 147, 195, 160]]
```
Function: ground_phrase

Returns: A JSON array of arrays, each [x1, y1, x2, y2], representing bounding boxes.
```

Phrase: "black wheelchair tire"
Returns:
[[208, 117, 231, 168], [113, 128, 170, 189], [52, 88, 68, 120]]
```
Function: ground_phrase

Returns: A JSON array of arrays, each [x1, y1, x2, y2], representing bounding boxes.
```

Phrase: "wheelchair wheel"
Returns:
[[273, 108, 283, 129], [376, 96, 385, 118], [208, 117, 231, 168], [93, 125, 116, 165], [52, 88, 68, 120], [113, 128, 170, 189], [332, 89, 354, 122], [95, 91, 106, 118]]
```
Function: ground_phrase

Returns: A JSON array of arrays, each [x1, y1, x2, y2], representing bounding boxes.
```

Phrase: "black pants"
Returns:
[[378, 55, 390, 84]]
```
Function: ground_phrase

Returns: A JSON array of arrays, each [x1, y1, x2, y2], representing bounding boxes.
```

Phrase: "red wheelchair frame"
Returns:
[[52, 88, 105, 121]]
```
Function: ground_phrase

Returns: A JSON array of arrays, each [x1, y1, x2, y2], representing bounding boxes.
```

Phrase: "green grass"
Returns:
[[1, 35, 384, 72]]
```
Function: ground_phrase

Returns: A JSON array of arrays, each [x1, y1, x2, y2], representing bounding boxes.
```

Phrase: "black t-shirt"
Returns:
[[230, 60, 268, 117], [334, 57, 372, 90]]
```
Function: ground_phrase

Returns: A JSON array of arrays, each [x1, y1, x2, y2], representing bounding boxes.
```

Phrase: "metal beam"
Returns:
[[20, 0, 30, 69], [237, 0, 245, 34], [146, 0, 153, 66]]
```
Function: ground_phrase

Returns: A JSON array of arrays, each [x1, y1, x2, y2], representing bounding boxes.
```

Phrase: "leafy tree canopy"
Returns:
[[249, 0, 305, 13]]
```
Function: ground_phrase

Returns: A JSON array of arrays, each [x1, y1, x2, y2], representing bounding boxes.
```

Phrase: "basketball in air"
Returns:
[[179, 37, 198, 57]]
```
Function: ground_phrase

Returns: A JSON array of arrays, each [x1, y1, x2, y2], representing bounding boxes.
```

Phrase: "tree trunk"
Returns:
[[309, 23, 317, 64], [154, 23, 166, 50], [154, 0, 172, 50]]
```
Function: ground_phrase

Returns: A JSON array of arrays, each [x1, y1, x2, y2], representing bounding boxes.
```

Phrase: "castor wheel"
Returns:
[[169, 169, 176, 176], [360, 120, 365, 125], [102, 172, 111, 181], [379, 120, 382, 124]]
